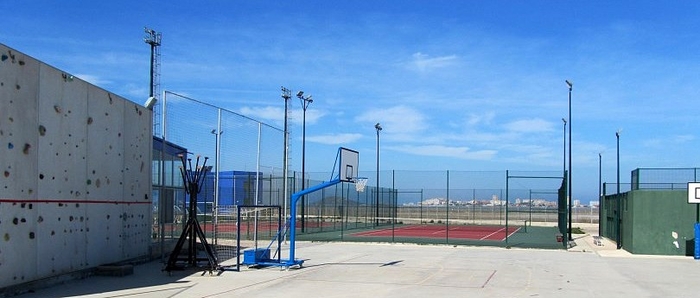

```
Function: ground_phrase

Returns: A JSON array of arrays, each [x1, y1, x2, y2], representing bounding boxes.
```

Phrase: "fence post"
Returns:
[[392, 170, 396, 243], [505, 170, 509, 245], [444, 171, 449, 243]]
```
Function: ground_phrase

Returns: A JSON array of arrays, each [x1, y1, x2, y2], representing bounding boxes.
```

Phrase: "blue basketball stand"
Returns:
[[244, 147, 358, 269]]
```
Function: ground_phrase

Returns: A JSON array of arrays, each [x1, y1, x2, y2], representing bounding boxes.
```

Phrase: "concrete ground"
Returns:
[[14, 225, 700, 297]]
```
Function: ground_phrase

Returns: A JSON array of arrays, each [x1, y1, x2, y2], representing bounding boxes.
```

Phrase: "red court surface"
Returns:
[[206, 220, 336, 233], [352, 225, 520, 241]]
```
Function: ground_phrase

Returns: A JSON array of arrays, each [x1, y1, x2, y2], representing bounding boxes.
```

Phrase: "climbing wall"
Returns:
[[0, 44, 152, 288]]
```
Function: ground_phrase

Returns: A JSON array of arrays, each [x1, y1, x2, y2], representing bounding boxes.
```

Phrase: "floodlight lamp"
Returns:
[[375, 123, 382, 131], [296, 91, 304, 98], [144, 97, 157, 110], [562, 118, 566, 124], [565, 80, 573, 89], [307, 95, 313, 103]]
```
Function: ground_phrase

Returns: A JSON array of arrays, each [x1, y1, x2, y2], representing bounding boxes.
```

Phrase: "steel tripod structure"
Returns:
[[164, 154, 219, 273]]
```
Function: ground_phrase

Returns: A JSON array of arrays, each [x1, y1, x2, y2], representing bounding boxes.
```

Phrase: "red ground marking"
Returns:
[[352, 225, 520, 241], [0, 198, 150, 205]]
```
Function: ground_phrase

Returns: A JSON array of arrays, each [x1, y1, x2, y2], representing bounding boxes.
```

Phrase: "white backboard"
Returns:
[[687, 182, 700, 204], [339, 147, 359, 182]]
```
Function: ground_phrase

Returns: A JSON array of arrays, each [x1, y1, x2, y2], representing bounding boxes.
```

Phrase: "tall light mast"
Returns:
[[144, 27, 162, 136]]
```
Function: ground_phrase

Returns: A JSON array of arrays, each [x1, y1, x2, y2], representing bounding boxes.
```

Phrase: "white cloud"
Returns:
[[290, 108, 326, 126], [503, 118, 554, 133], [307, 133, 363, 145], [644, 134, 696, 148], [74, 73, 111, 86], [673, 134, 694, 143], [408, 52, 458, 72], [466, 112, 495, 126], [239, 106, 284, 123], [355, 105, 427, 136], [390, 144, 496, 160]]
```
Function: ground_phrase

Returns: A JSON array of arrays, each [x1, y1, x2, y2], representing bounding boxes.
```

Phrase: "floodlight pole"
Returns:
[[281, 87, 291, 233], [297, 91, 313, 232], [598, 152, 602, 237], [375, 123, 382, 226], [144, 27, 162, 136], [562, 118, 567, 176], [616, 130, 622, 249], [566, 80, 573, 242], [616, 131, 621, 195], [211, 125, 223, 244], [144, 27, 161, 99]]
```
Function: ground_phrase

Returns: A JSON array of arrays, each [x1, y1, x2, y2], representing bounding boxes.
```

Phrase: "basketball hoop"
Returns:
[[354, 177, 368, 192]]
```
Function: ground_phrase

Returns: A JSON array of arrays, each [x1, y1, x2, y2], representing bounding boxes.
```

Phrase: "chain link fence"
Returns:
[[153, 93, 594, 254]]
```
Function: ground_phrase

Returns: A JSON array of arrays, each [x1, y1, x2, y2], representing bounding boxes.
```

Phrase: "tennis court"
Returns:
[[352, 224, 520, 241]]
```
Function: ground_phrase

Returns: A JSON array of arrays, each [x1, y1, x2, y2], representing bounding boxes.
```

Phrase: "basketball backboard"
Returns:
[[687, 182, 700, 204], [338, 147, 359, 182]]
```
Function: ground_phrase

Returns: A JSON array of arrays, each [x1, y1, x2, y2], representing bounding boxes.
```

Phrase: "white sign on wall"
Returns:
[[687, 182, 700, 204]]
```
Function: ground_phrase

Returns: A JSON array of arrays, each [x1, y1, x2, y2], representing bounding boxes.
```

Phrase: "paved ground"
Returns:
[[14, 225, 700, 297]]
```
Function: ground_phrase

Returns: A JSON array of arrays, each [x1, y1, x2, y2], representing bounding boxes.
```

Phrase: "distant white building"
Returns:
[[423, 198, 446, 205]]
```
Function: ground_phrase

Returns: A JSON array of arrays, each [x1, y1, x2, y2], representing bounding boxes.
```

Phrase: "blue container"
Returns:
[[695, 223, 700, 260], [242, 248, 271, 265]]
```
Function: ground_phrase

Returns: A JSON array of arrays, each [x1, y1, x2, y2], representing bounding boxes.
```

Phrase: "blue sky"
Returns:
[[3, 1, 700, 202]]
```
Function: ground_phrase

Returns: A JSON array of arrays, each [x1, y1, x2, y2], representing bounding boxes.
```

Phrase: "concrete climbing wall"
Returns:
[[0, 44, 152, 288]]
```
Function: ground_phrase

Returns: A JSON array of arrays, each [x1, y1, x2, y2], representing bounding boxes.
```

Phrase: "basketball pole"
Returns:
[[275, 147, 358, 268], [375, 123, 382, 226], [286, 179, 341, 266]]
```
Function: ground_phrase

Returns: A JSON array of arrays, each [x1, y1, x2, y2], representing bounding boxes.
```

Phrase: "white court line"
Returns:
[[480, 227, 506, 241]]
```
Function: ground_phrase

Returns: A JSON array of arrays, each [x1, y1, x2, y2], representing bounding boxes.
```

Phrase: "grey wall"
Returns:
[[0, 44, 152, 288]]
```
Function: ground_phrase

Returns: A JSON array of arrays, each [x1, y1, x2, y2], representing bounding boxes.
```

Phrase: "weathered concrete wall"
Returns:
[[0, 44, 152, 288]]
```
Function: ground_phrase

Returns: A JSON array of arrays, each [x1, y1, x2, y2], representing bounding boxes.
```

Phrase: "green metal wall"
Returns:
[[606, 190, 697, 255]]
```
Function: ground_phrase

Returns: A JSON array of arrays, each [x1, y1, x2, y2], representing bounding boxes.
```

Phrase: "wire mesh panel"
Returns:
[[217, 205, 283, 270], [632, 168, 700, 190], [160, 91, 285, 254], [292, 170, 571, 249]]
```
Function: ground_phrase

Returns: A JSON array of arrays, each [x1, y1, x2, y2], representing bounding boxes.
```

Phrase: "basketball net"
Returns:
[[355, 177, 368, 192]]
